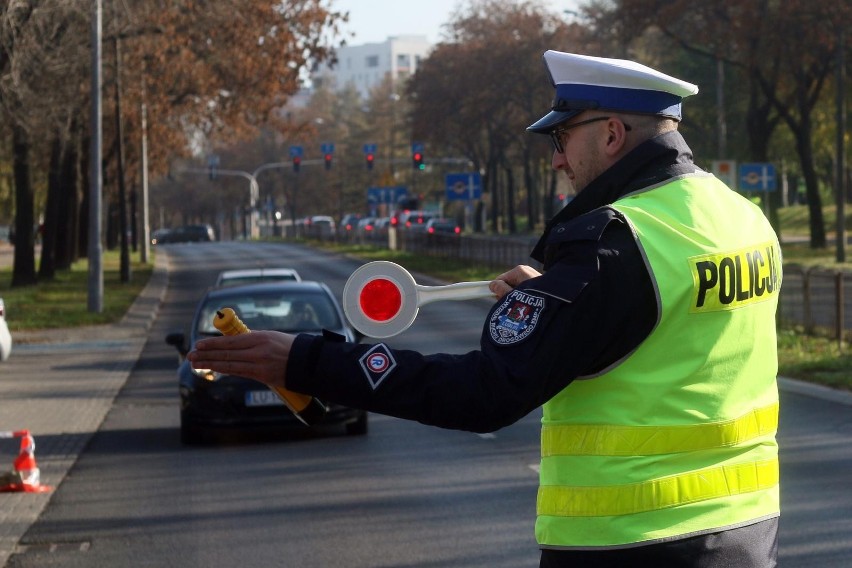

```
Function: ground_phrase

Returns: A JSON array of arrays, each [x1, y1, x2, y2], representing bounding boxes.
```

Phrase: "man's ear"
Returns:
[[603, 119, 629, 156]]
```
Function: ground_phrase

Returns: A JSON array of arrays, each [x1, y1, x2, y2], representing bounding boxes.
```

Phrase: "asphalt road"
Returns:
[[7, 242, 539, 567], [5, 241, 852, 567]]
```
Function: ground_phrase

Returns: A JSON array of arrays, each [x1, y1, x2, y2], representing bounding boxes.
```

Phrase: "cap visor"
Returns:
[[526, 109, 582, 133]]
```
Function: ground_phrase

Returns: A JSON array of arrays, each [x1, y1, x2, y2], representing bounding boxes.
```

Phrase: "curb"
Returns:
[[777, 376, 852, 407]]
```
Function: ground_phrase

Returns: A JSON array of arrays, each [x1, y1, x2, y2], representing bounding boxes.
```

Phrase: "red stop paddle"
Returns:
[[343, 261, 494, 338]]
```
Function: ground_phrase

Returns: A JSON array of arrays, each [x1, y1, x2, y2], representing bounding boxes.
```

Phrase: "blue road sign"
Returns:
[[289, 145, 303, 158], [367, 186, 408, 205], [411, 142, 424, 153], [363, 143, 378, 154], [445, 172, 482, 201], [321, 142, 335, 154], [739, 163, 776, 192]]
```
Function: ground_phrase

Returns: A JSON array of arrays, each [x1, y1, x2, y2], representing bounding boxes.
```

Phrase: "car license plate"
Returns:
[[245, 390, 285, 407]]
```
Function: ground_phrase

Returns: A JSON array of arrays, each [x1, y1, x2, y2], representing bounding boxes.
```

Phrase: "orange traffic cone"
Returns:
[[0, 430, 52, 493]]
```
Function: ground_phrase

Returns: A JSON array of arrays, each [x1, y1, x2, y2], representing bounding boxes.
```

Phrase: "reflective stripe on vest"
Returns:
[[542, 403, 778, 457], [538, 457, 778, 517]]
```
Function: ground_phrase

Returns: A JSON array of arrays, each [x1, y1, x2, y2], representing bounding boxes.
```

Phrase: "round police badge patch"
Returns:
[[489, 289, 545, 345]]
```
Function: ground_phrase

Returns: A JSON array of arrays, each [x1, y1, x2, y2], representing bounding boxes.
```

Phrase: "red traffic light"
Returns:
[[324, 153, 333, 171], [366, 153, 375, 170], [292, 156, 301, 173], [412, 152, 423, 170]]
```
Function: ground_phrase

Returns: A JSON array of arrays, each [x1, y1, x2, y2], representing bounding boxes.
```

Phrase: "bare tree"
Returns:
[[409, 0, 577, 233], [600, 0, 852, 248]]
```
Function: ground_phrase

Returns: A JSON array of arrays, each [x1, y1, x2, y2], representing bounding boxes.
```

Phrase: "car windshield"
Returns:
[[197, 290, 341, 335]]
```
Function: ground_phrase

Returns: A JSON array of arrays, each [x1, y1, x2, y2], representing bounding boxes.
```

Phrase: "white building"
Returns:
[[313, 35, 432, 99]]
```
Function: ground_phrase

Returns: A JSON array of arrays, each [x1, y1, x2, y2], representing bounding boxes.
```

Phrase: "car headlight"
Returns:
[[191, 366, 221, 381]]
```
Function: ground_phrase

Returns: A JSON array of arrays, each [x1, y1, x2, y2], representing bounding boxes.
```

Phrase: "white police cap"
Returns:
[[528, 51, 699, 133]]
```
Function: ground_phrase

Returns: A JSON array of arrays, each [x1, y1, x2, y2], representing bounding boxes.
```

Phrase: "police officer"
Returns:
[[189, 51, 782, 567]]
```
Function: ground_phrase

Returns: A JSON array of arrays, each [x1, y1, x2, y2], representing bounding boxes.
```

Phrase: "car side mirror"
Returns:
[[165, 331, 188, 357]]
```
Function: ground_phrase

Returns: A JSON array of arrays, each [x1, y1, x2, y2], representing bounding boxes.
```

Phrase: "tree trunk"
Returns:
[[78, 135, 90, 258], [11, 124, 37, 287], [487, 157, 499, 233], [61, 127, 82, 267], [505, 164, 517, 234], [113, 34, 131, 282], [791, 109, 826, 248], [39, 136, 61, 281], [523, 148, 536, 233]]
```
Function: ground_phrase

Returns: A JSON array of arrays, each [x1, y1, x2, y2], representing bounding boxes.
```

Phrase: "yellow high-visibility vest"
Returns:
[[537, 173, 781, 549]]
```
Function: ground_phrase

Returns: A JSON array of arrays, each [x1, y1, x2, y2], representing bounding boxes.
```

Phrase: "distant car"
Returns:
[[304, 215, 336, 238], [0, 297, 11, 361], [425, 218, 462, 236], [356, 217, 377, 238], [215, 268, 302, 287], [338, 214, 363, 235], [164, 224, 215, 243], [400, 211, 435, 232], [373, 217, 391, 238], [166, 281, 367, 444], [150, 228, 173, 245]]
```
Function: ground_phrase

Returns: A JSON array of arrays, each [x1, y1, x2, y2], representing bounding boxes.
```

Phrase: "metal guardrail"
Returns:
[[324, 230, 850, 344]]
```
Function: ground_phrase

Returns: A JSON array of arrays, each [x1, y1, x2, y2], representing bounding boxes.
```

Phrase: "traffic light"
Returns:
[[366, 153, 375, 170], [412, 151, 424, 171], [324, 153, 333, 171], [292, 156, 301, 173]]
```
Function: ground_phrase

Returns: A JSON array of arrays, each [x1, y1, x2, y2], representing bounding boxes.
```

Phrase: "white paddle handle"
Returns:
[[415, 281, 494, 306]]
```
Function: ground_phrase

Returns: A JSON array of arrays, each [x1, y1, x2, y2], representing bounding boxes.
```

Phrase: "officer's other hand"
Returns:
[[188, 330, 295, 390], [490, 265, 542, 299]]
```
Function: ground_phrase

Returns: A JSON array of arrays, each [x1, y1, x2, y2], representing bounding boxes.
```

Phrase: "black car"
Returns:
[[166, 281, 367, 444], [158, 224, 215, 244]]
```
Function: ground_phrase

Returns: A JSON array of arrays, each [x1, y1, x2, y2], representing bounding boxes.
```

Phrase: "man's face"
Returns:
[[550, 114, 613, 194]]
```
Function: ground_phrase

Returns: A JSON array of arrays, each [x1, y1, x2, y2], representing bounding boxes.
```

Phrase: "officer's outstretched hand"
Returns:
[[490, 265, 542, 299], [188, 331, 294, 390]]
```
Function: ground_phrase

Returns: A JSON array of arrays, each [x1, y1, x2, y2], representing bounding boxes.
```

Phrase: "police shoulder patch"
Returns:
[[358, 343, 397, 390], [489, 289, 545, 345]]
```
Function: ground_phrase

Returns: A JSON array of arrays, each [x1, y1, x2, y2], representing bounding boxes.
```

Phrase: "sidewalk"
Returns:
[[0, 247, 169, 567]]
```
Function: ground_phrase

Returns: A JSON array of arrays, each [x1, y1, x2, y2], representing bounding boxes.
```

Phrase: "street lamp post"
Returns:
[[88, 0, 103, 313]]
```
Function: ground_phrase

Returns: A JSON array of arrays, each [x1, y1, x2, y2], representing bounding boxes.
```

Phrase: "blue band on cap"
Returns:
[[554, 84, 683, 119]]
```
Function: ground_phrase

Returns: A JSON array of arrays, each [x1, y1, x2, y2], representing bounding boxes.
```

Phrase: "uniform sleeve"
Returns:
[[286, 211, 657, 433]]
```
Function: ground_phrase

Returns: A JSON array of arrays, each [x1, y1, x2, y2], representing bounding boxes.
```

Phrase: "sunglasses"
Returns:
[[549, 116, 631, 154]]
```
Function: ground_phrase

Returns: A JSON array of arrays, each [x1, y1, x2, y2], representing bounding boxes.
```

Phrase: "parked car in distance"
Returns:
[[338, 213, 363, 235], [0, 297, 12, 361], [215, 268, 302, 287], [160, 224, 215, 243], [373, 217, 391, 239], [425, 218, 462, 236], [304, 215, 336, 238], [165, 281, 367, 444], [399, 210, 435, 232], [150, 228, 173, 245], [356, 217, 377, 239]]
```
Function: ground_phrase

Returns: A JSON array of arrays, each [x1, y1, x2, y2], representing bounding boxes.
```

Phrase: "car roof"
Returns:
[[217, 268, 300, 278], [205, 280, 329, 300]]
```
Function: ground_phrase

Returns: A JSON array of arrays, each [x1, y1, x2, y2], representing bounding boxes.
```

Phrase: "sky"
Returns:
[[329, 0, 581, 46]]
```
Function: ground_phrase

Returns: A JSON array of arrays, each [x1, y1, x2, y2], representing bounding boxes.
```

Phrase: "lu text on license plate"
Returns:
[[245, 390, 285, 407]]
